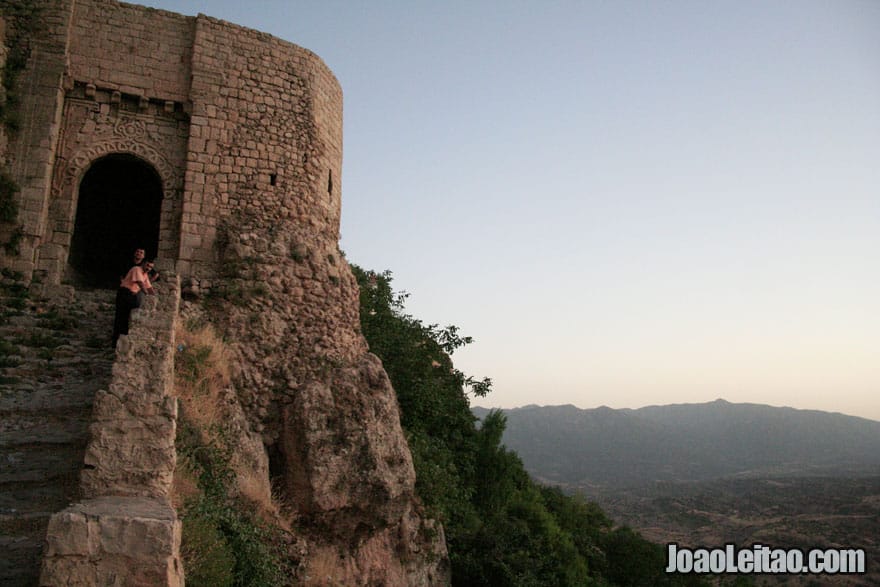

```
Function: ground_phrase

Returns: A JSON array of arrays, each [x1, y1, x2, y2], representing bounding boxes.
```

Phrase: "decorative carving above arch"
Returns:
[[53, 113, 183, 199], [38, 99, 190, 285]]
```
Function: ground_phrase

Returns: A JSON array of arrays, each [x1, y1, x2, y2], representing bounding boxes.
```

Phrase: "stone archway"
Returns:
[[68, 154, 163, 287], [39, 104, 187, 287]]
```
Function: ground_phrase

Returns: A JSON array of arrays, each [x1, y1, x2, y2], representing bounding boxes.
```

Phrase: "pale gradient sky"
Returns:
[[138, 1, 880, 421]]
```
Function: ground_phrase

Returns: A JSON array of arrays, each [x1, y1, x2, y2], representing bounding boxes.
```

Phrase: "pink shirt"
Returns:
[[120, 266, 151, 294]]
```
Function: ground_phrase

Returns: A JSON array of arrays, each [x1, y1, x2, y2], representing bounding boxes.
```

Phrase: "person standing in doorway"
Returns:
[[112, 251, 154, 347], [142, 257, 160, 283], [119, 247, 146, 283]]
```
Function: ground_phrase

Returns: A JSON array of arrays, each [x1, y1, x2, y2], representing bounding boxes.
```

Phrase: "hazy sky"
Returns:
[[137, 1, 879, 421]]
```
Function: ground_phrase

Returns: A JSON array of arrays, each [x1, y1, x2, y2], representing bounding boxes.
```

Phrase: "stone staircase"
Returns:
[[0, 278, 116, 587]]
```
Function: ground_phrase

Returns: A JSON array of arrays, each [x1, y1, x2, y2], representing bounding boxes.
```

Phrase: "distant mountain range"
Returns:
[[472, 400, 880, 488]]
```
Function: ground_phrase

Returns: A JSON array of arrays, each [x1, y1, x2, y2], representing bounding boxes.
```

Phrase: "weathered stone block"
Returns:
[[40, 497, 183, 587]]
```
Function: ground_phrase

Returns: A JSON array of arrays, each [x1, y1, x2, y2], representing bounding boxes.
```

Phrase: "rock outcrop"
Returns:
[[282, 354, 448, 584], [183, 215, 450, 584]]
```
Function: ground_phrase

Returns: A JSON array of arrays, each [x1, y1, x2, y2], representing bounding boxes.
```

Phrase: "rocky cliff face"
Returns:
[[182, 214, 450, 584]]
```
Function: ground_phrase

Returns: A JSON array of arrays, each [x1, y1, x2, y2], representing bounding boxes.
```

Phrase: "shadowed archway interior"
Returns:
[[69, 154, 163, 287]]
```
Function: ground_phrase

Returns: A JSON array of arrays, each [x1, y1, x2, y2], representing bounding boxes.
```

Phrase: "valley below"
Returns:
[[583, 475, 880, 586], [475, 401, 880, 585]]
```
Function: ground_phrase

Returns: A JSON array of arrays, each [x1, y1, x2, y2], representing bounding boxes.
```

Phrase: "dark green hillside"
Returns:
[[354, 266, 709, 587], [473, 402, 880, 488]]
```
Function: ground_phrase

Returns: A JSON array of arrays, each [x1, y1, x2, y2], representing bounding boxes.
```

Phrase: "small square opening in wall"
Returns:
[[270, 173, 277, 186]]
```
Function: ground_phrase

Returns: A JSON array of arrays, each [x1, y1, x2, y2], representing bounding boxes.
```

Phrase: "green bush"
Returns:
[[179, 440, 285, 587], [180, 509, 236, 587], [176, 344, 213, 385], [173, 328, 287, 587]]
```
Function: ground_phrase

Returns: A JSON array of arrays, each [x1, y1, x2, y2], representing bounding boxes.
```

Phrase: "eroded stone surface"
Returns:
[[283, 353, 415, 527], [41, 278, 182, 587], [80, 281, 180, 499]]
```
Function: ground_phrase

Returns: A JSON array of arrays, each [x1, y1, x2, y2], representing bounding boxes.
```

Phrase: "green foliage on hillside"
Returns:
[[353, 266, 708, 587]]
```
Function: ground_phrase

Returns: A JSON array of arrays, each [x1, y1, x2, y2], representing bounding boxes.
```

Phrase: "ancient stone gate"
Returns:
[[2, 0, 343, 290], [50, 86, 187, 285]]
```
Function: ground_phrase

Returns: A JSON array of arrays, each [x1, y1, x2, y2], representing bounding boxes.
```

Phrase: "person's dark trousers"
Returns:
[[112, 287, 140, 347]]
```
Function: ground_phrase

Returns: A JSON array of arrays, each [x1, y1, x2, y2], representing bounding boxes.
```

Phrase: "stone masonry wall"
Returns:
[[38, 0, 193, 283], [2, 0, 73, 276], [41, 86, 189, 282], [178, 13, 343, 276], [5, 0, 344, 289], [176, 9, 357, 434], [66, 0, 193, 103]]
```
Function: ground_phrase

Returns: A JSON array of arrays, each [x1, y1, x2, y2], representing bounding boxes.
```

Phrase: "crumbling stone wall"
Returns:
[[79, 279, 180, 499], [41, 278, 183, 586]]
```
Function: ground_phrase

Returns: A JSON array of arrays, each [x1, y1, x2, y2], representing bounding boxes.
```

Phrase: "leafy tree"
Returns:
[[354, 266, 482, 521], [541, 485, 612, 577]]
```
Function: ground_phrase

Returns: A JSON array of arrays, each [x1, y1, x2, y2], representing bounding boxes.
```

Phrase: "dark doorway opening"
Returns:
[[69, 154, 163, 288]]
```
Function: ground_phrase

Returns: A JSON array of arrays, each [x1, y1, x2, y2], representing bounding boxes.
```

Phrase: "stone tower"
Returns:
[[2, 0, 342, 288]]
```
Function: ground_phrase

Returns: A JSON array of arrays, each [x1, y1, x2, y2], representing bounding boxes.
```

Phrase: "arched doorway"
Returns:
[[68, 154, 163, 287]]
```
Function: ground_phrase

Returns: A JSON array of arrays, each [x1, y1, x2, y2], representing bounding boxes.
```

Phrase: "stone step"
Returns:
[[0, 511, 53, 534], [0, 512, 52, 586], [0, 421, 91, 447], [1, 356, 112, 370], [0, 478, 77, 516], [0, 387, 97, 415], [0, 285, 117, 587], [0, 534, 43, 587], [0, 443, 86, 484], [0, 343, 111, 357], [0, 408, 93, 444]]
